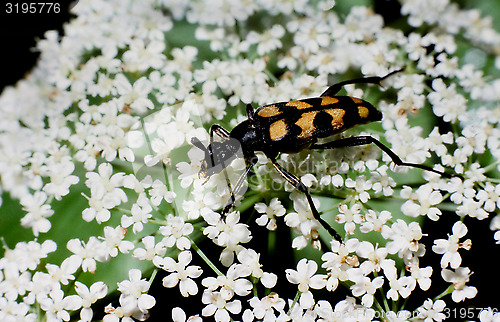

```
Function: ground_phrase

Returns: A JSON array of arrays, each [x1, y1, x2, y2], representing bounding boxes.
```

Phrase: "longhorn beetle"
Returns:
[[191, 69, 456, 242]]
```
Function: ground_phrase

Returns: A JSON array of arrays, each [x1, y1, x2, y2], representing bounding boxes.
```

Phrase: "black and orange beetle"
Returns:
[[191, 69, 454, 242]]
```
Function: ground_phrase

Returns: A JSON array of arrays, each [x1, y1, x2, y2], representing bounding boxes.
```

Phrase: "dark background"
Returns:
[[1, 0, 499, 320], [0, 1, 74, 91]]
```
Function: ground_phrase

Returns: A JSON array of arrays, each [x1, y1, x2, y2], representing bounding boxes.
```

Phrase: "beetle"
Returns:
[[191, 69, 455, 242]]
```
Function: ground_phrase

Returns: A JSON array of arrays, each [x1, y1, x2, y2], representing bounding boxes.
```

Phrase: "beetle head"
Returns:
[[191, 137, 242, 179]]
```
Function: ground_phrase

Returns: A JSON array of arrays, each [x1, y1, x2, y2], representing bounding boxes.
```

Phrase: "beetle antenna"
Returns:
[[191, 137, 208, 153]]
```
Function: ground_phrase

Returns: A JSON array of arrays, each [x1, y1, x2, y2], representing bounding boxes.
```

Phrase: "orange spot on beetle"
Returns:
[[295, 111, 318, 139], [320, 97, 339, 105], [357, 106, 370, 118], [351, 97, 363, 104], [257, 105, 282, 118], [324, 108, 346, 129], [269, 119, 288, 141], [286, 100, 313, 109]]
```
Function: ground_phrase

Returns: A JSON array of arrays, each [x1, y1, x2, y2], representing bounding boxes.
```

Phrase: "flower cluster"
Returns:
[[1, 0, 500, 321]]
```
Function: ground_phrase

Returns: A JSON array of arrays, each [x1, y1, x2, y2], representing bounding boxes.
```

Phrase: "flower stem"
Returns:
[[433, 285, 454, 301], [190, 238, 224, 276]]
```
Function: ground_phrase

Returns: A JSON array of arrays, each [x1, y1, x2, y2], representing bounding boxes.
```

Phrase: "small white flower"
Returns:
[[74, 281, 108, 322], [114, 74, 154, 114], [117, 269, 156, 314], [101, 226, 134, 257], [335, 203, 363, 235], [284, 194, 321, 250], [356, 241, 388, 274], [202, 211, 252, 266], [344, 176, 372, 203], [286, 258, 327, 293], [159, 214, 194, 250], [441, 267, 478, 302], [432, 221, 471, 268], [202, 263, 252, 300], [202, 290, 242, 322], [133, 236, 167, 261], [401, 184, 443, 221], [381, 219, 425, 260], [156, 251, 203, 297], [20, 191, 54, 236], [149, 179, 176, 206], [171, 307, 202, 322], [381, 259, 416, 300], [66, 238, 108, 273], [348, 269, 384, 307], [417, 299, 446, 322], [248, 293, 288, 322], [121, 193, 152, 234], [254, 198, 286, 230], [478, 308, 500, 322], [360, 209, 392, 233], [476, 182, 500, 212], [38, 288, 82, 322], [456, 197, 489, 220]]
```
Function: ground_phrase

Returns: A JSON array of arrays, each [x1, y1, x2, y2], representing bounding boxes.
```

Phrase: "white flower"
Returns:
[[159, 214, 194, 250], [202, 211, 252, 266], [417, 299, 446, 322], [476, 182, 500, 212], [245, 24, 285, 56], [66, 238, 108, 273], [432, 221, 471, 269], [441, 267, 478, 302], [38, 288, 82, 322], [202, 290, 242, 322], [479, 308, 500, 322], [428, 78, 467, 123], [401, 184, 443, 221], [133, 236, 167, 261], [344, 176, 372, 203], [356, 241, 388, 274], [335, 203, 363, 235], [46, 256, 81, 286], [20, 191, 54, 236], [286, 258, 327, 307], [456, 197, 489, 220], [85, 163, 127, 209], [122, 39, 166, 71], [74, 281, 108, 322], [171, 307, 202, 322], [121, 193, 152, 233], [348, 269, 384, 307], [113, 74, 154, 114], [42, 158, 79, 200], [149, 179, 176, 206], [381, 219, 425, 260], [381, 259, 416, 300], [248, 293, 288, 322], [359, 209, 392, 233], [284, 194, 321, 250], [117, 269, 156, 314], [254, 197, 286, 230], [202, 263, 252, 300], [407, 258, 433, 291], [101, 226, 134, 257], [155, 251, 203, 297], [370, 164, 396, 196]]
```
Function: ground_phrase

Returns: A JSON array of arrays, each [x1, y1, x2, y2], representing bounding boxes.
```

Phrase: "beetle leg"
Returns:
[[221, 156, 258, 216], [246, 104, 255, 121], [268, 157, 343, 242], [210, 124, 230, 143], [311, 135, 458, 179], [320, 68, 404, 97]]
